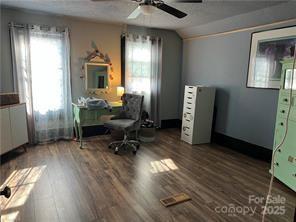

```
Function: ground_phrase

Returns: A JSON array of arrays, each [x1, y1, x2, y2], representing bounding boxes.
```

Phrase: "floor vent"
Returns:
[[160, 193, 191, 207]]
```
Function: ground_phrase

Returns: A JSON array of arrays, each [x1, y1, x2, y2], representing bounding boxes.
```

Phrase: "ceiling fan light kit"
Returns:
[[139, 4, 156, 15], [91, 0, 203, 19]]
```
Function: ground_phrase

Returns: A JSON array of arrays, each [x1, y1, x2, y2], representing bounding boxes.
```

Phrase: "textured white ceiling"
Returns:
[[0, 0, 286, 30]]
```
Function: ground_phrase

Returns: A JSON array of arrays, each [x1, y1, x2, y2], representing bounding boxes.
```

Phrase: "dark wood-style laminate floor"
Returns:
[[0, 129, 295, 222]]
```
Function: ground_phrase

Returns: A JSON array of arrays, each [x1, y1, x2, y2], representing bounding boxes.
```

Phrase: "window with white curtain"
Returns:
[[126, 39, 152, 95], [125, 34, 162, 126], [30, 32, 65, 115], [10, 24, 73, 143]]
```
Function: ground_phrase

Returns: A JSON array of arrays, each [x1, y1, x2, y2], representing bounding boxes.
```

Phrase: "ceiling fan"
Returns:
[[91, 0, 203, 19]]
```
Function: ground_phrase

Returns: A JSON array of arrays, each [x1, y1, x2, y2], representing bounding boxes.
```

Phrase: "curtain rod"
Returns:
[[8, 22, 67, 32], [122, 33, 161, 41]]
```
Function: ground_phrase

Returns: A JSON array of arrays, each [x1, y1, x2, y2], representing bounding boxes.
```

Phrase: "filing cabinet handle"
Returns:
[[278, 149, 281, 153], [284, 98, 288, 102], [183, 126, 189, 131], [280, 122, 284, 126], [275, 162, 279, 166], [281, 110, 285, 113]]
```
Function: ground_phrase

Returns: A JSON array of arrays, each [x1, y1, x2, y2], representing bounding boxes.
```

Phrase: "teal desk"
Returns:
[[72, 102, 122, 148]]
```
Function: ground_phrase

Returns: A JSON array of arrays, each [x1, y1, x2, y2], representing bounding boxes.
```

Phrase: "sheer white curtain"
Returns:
[[10, 23, 73, 144], [125, 34, 162, 126]]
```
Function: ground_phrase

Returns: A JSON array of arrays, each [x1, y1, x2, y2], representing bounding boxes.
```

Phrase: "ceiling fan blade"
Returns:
[[127, 6, 141, 19], [156, 3, 187, 18]]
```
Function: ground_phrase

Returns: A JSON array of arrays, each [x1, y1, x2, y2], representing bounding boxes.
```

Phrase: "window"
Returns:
[[30, 32, 65, 115], [11, 25, 73, 143], [126, 40, 152, 94], [124, 34, 162, 126]]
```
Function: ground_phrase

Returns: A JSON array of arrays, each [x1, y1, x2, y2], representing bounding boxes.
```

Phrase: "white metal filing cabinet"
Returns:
[[181, 85, 215, 144]]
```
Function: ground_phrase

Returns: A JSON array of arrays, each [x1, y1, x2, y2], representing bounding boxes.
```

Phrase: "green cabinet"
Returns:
[[272, 58, 296, 192]]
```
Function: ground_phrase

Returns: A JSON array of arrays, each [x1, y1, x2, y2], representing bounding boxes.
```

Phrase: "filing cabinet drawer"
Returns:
[[184, 100, 194, 107], [182, 120, 193, 132], [184, 95, 195, 105], [185, 86, 197, 95], [182, 114, 193, 124], [182, 124, 193, 135], [184, 105, 194, 113], [181, 130, 193, 144], [183, 112, 194, 122]]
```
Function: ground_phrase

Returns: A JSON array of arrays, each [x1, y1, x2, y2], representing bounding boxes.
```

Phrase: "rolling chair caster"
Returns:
[[0, 186, 11, 199], [114, 147, 119, 155], [133, 150, 137, 155]]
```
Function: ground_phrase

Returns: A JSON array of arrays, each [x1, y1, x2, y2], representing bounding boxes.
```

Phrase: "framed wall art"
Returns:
[[247, 26, 296, 89]]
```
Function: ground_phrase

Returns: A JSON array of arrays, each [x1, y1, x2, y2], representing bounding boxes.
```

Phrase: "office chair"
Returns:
[[104, 93, 144, 155]]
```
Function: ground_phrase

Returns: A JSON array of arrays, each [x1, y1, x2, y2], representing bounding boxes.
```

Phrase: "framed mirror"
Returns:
[[85, 62, 109, 90]]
